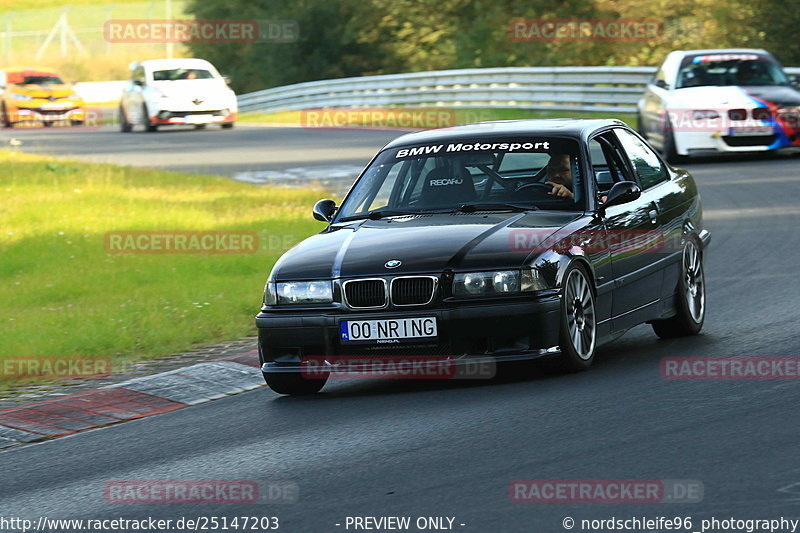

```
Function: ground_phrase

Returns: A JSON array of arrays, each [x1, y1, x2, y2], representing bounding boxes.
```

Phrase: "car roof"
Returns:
[[672, 48, 770, 57], [137, 58, 215, 70], [383, 118, 627, 149], [2, 67, 60, 74]]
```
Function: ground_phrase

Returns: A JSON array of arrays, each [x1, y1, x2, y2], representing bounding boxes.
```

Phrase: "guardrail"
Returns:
[[76, 66, 800, 112], [237, 66, 800, 114]]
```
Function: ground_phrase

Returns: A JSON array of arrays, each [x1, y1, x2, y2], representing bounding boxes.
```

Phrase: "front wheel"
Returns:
[[142, 104, 158, 132], [119, 105, 132, 132], [264, 371, 327, 395], [662, 118, 687, 165], [550, 264, 597, 372], [652, 238, 705, 338], [2, 103, 13, 128], [221, 122, 234, 129]]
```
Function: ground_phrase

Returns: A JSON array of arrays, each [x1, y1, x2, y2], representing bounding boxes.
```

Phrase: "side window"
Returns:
[[614, 129, 668, 189]]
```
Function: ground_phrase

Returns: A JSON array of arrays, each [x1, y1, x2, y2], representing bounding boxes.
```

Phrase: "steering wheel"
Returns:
[[515, 182, 554, 195]]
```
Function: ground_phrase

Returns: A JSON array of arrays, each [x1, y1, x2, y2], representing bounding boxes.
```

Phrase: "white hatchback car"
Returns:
[[119, 58, 237, 132], [637, 48, 800, 162]]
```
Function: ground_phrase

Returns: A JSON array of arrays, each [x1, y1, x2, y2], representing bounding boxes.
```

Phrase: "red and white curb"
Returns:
[[0, 359, 264, 450]]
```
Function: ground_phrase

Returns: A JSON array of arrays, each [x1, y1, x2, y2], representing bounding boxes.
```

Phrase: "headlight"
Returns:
[[276, 280, 333, 304], [11, 93, 33, 101], [453, 269, 549, 298]]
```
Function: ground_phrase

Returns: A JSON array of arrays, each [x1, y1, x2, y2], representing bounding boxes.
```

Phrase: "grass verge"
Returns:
[[0, 150, 328, 390]]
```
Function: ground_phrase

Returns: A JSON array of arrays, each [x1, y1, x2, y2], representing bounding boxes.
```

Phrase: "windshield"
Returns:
[[152, 68, 215, 81], [8, 73, 64, 85], [676, 53, 790, 88], [335, 137, 584, 221]]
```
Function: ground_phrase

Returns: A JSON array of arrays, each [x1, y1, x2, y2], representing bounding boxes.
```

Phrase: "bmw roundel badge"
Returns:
[[384, 259, 402, 269]]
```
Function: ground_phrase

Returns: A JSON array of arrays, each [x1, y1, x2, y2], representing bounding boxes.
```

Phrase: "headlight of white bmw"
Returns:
[[777, 107, 800, 126], [453, 268, 549, 297], [275, 280, 333, 304]]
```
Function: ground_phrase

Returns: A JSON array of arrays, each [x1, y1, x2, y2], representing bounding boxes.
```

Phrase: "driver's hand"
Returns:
[[545, 181, 574, 199]]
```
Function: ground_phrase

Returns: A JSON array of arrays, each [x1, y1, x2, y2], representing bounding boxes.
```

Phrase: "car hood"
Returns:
[[12, 83, 75, 99], [668, 85, 800, 108], [271, 211, 583, 281], [151, 79, 230, 99]]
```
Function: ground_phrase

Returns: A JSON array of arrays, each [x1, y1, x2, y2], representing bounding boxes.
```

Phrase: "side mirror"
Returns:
[[789, 75, 800, 88], [133, 79, 144, 87], [313, 199, 337, 222], [654, 79, 669, 90], [599, 181, 641, 212]]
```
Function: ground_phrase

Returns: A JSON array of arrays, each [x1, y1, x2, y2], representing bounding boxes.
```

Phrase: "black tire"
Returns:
[[221, 122, 234, 129], [636, 110, 647, 139], [142, 104, 158, 132], [70, 120, 84, 127], [119, 105, 132, 132], [1, 103, 12, 128], [194, 124, 207, 130], [549, 263, 597, 372], [662, 118, 687, 165], [264, 371, 327, 395], [42, 121, 53, 127], [652, 238, 705, 338]]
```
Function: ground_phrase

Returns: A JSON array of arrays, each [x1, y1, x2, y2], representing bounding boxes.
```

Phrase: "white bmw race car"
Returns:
[[637, 48, 800, 162], [119, 58, 237, 132]]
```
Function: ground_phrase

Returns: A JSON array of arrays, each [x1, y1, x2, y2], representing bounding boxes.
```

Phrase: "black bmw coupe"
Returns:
[[256, 119, 710, 394]]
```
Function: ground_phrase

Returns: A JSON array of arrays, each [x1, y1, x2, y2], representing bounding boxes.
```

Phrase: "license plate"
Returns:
[[729, 126, 773, 136], [186, 114, 213, 124], [340, 317, 437, 343]]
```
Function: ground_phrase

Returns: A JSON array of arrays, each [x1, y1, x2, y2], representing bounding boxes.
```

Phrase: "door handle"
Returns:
[[648, 209, 658, 224]]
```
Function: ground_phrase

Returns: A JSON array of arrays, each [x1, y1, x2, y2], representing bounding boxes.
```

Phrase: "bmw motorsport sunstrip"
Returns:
[[256, 119, 710, 395]]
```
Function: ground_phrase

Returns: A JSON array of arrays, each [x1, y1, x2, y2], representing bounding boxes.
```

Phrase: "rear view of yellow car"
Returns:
[[0, 67, 85, 127]]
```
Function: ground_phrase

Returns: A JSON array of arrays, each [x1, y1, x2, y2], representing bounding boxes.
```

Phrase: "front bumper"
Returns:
[[257, 297, 561, 374], [14, 105, 84, 123], [152, 110, 236, 125]]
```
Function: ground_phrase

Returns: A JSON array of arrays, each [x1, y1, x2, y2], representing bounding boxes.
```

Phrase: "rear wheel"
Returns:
[[264, 371, 327, 395], [221, 122, 234, 129], [194, 124, 207, 130], [652, 238, 705, 338], [548, 264, 597, 372]]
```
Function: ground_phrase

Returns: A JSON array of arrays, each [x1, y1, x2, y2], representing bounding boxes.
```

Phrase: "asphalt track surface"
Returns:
[[2, 124, 800, 532]]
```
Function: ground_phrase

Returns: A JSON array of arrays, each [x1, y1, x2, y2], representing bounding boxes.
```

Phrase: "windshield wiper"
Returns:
[[338, 208, 453, 222], [458, 202, 538, 213]]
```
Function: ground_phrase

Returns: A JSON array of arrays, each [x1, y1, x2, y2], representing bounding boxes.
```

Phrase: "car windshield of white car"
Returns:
[[677, 53, 790, 88], [335, 137, 585, 221], [152, 68, 215, 81]]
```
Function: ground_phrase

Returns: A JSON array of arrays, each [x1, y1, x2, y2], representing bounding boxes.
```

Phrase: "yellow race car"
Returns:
[[0, 67, 85, 127]]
